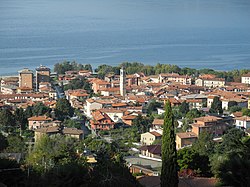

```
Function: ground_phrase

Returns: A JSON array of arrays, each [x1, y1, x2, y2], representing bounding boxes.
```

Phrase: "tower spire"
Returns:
[[120, 66, 126, 97]]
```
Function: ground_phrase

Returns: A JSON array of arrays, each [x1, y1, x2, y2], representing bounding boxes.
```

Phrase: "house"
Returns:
[[230, 111, 243, 118], [85, 98, 103, 117], [112, 102, 128, 109], [34, 126, 84, 141], [196, 77, 225, 88], [99, 108, 126, 123], [100, 87, 120, 96], [186, 99, 204, 109], [176, 132, 198, 149], [78, 70, 92, 77], [139, 145, 161, 161], [241, 72, 250, 84], [66, 89, 89, 105], [234, 116, 250, 130], [28, 115, 53, 130], [127, 73, 142, 86], [191, 116, 227, 137], [159, 73, 191, 85], [90, 110, 115, 131], [150, 119, 164, 133], [16, 86, 34, 94], [1, 85, 17, 94], [141, 131, 162, 145], [122, 115, 137, 126], [221, 97, 248, 110], [164, 98, 181, 107], [129, 164, 159, 176], [91, 79, 110, 93]]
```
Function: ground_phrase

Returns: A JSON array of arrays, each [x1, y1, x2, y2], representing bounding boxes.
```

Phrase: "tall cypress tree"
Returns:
[[161, 100, 178, 187], [209, 96, 223, 114]]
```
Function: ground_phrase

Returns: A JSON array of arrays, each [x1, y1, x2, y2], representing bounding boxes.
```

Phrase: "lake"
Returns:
[[1, 0, 250, 75]]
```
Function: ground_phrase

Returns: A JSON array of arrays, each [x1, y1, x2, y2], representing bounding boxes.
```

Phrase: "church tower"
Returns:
[[120, 67, 126, 97]]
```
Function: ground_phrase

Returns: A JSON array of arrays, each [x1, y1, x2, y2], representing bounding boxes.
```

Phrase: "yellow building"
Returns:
[[176, 132, 198, 149]]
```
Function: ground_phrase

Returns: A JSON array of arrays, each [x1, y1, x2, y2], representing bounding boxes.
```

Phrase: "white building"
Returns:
[[241, 73, 250, 84], [84, 99, 103, 117], [196, 78, 225, 88], [234, 116, 250, 130]]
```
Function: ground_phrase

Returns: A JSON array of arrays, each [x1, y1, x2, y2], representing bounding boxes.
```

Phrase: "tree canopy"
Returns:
[[0, 109, 16, 133], [54, 61, 92, 74], [55, 98, 74, 121], [63, 76, 93, 94]]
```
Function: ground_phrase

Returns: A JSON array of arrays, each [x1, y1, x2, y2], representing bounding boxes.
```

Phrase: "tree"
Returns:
[[54, 61, 92, 74], [146, 99, 162, 115], [27, 135, 77, 173], [177, 147, 211, 177], [216, 128, 245, 154], [185, 108, 203, 123], [0, 133, 8, 151], [179, 101, 189, 117], [209, 96, 223, 114], [242, 108, 250, 116], [216, 154, 250, 187], [0, 109, 16, 133], [32, 102, 51, 116], [192, 132, 215, 156], [161, 100, 178, 187], [63, 76, 93, 94], [5, 135, 26, 153], [25, 106, 34, 118], [132, 114, 151, 134], [63, 119, 81, 129], [229, 106, 242, 113], [14, 108, 28, 131], [55, 98, 74, 121]]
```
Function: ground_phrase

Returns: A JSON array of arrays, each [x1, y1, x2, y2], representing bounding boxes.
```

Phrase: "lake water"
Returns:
[[1, 0, 250, 75]]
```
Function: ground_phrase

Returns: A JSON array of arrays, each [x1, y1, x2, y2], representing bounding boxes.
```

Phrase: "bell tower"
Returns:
[[120, 67, 126, 97]]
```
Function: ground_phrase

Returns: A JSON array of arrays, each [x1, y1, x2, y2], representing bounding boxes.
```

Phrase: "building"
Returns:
[[120, 67, 126, 97], [192, 116, 227, 137], [34, 126, 84, 141], [141, 131, 162, 145], [18, 68, 33, 89], [84, 98, 103, 117], [36, 65, 50, 91], [195, 77, 225, 88], [150, 119, 164, 134], [139, 145, 161, 161], [186, 99, 204, 110], [241, 72, 250, 84], [129, 164, 159, 176], [0, 85, 17, 94], [90, 110, 115, 132], [91, 79, 111, 94], [28, 115, 53, 130], [159, 73, 192, 85], [176, 132, 198, 149], [99, 108, 125, 123], [234, 116, 250, 130], [122, 115, 137, 126]]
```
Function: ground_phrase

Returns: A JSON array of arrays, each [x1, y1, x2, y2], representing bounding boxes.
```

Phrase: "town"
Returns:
[[0, 61, 250, 187]]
